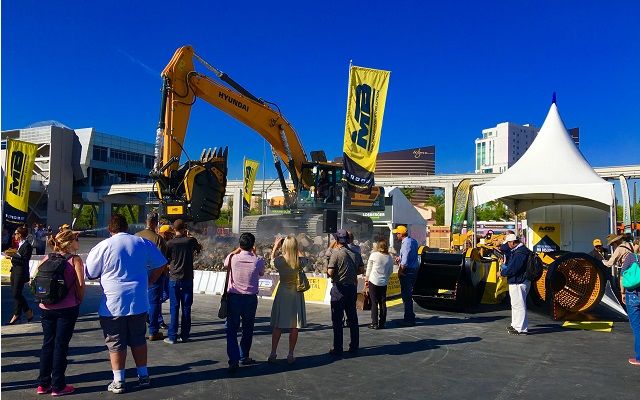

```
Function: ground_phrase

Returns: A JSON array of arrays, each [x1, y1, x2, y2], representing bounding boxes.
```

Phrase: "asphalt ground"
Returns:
[[1, 284, 638, 400]]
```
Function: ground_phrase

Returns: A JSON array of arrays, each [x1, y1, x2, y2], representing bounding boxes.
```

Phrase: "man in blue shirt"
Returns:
[[86, 214, 167, 393], [393, 225, 419, 326]]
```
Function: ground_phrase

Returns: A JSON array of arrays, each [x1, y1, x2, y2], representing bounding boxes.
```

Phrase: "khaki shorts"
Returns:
[[99, 313, 147, 353]]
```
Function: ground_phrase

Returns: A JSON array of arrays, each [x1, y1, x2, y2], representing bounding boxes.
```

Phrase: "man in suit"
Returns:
[[7, 225, 34, 324]]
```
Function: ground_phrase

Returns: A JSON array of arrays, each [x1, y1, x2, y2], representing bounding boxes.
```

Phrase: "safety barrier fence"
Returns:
[[1, 255, 401, 306]]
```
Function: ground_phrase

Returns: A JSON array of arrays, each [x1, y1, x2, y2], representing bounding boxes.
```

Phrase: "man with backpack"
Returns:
[[498, 234, 531, 335]]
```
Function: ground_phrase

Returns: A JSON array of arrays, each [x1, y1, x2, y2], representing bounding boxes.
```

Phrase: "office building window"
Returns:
[[144, 156, 155, 169], [93, 145, 108, 162]]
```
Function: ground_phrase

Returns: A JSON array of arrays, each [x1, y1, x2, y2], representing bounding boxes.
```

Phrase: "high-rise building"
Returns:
[[475, 122, 580, 174], [475, 122, 538, 174], [375, 146, 436, 205]]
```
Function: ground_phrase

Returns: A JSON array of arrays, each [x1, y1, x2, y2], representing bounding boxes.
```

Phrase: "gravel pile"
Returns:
[[191, 233, 388, 274]]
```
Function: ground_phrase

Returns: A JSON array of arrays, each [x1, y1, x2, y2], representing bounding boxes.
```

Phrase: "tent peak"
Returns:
[[552, 91, 557, 105]]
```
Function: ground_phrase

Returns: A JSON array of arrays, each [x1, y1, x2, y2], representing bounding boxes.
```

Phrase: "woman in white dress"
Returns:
[[269, 236, 307, 364]]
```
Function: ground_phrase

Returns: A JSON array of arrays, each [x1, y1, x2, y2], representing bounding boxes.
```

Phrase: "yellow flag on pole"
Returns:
[[3, 139, 38, 225], [243, 159, 260, 211], [342, 65, 390, 193]]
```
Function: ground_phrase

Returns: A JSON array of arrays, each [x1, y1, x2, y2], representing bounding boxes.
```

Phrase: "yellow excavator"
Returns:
[[151, 45, 384, 237]]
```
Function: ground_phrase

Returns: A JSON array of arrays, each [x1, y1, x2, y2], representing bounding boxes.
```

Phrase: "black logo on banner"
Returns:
[[9, 150, 26, 197], [351, 84, 374, 151], [244, 165, 254, 193]]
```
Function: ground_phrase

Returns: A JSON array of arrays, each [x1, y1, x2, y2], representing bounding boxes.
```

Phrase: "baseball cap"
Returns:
[[592, 238, 602, 246], [503, 233, 518, 244], [333, 229, 349, 244], [159, 225, 173, 234], [392, 226, 408, 235]]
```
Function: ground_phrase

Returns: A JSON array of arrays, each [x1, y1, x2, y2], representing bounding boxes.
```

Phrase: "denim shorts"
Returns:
[[99, 313, 147, 352]]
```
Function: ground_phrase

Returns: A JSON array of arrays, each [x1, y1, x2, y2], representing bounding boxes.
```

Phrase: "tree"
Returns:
[[400, 188, 416, 201], [424, 194, 445, 225], [475, 200, 513, 221]]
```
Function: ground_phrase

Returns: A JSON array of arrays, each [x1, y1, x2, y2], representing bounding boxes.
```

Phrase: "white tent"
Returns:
[[473, 102, 615, 222]]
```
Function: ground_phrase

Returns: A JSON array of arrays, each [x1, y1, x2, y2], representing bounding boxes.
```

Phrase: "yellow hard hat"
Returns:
[[392, 225, 408, 234], [159, 225, 174, 234], [592, 238, 602, 246]]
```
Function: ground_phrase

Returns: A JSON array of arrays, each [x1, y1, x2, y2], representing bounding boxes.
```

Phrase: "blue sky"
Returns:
[[2, 1, 639, 181]]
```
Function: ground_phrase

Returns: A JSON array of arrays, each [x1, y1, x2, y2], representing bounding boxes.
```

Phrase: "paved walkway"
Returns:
[[1, 285, 637, 399]]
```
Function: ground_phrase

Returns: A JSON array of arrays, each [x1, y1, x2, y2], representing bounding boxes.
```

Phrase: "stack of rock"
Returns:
[[190, 232, 385, 274]]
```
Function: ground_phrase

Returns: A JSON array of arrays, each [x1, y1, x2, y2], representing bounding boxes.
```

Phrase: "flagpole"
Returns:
[[241, 156, 245, 224], [340, 60, 352, 230], [262, 140, 266, 215]]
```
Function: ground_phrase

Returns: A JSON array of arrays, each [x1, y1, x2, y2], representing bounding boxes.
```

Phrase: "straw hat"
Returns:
[[606, 234, 624, 246]]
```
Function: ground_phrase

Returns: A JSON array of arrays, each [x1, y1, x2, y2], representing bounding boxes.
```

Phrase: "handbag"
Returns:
[[218, 255, 234, 319], [296, 266, 310, 292], [362, 287, 372, 311], [622, 254, 640, 290]]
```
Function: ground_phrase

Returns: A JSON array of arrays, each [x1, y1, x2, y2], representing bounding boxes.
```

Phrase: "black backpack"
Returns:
[[30, 253, 74, 304], [524, 251, 544, 282]]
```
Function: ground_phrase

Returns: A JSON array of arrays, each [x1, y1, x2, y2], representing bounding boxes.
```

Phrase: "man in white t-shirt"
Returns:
[[86, 214, 167, 394]]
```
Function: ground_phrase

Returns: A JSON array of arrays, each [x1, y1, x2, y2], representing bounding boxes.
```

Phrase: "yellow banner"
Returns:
[[343, 65, 390, 192], [3, 139, 38, 224], [305, 277, 328, 302], [532, 223, 561, 253], [243, 159, 260, 208]]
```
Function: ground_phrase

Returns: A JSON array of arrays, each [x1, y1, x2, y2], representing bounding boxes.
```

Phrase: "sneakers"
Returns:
[[108, 381, 126, 394], [506, 326, 527, 335], [137, 375, 151, 387], [240, 357, 256, 366], [36, 385, 52, 395], [51, 385, 75, 396], [159, 322, 169, 330], [629, 358, 640, 366], [267, 353, 277, 363], [227, 363, 239, 374], [147, 332, 165, 341], [368, 323, 378, 329], [163, 338, 176, 344]]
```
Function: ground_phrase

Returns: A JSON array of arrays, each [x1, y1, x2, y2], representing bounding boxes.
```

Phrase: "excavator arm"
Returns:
[[152, 45, 311, 222]]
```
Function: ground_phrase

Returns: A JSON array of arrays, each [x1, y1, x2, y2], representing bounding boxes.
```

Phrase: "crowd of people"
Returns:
[[3, 215, 640, 395]]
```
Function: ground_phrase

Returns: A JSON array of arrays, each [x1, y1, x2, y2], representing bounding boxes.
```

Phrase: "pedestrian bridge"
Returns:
[[106, 164, 640, 195], [104, 165, 640, 226]]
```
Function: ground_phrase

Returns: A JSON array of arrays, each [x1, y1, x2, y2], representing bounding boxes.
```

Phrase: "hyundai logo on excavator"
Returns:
[[219, 91, 249, 112]]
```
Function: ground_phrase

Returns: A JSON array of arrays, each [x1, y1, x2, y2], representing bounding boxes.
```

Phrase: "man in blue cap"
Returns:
[[327, 229, 364, 356]]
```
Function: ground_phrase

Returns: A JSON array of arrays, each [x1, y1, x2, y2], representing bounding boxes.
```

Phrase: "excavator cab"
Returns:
[[295, 163, 343, 209]]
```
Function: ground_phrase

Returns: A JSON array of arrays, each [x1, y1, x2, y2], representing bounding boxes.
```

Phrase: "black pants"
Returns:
[[369, 283, 388, 327], [330, 283, 358, 352], [39, 305, 80, 391], [10, 270, 31, 317]]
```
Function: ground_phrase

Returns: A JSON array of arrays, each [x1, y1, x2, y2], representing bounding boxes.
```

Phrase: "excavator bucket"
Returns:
[[187, 147, 228, 222], [159, 147, 228, 223]]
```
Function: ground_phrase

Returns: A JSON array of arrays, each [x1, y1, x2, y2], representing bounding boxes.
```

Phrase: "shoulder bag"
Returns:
[[296, 257, 310, 292], [622, 254, 640, 290], [218, 254, 234, 319]]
